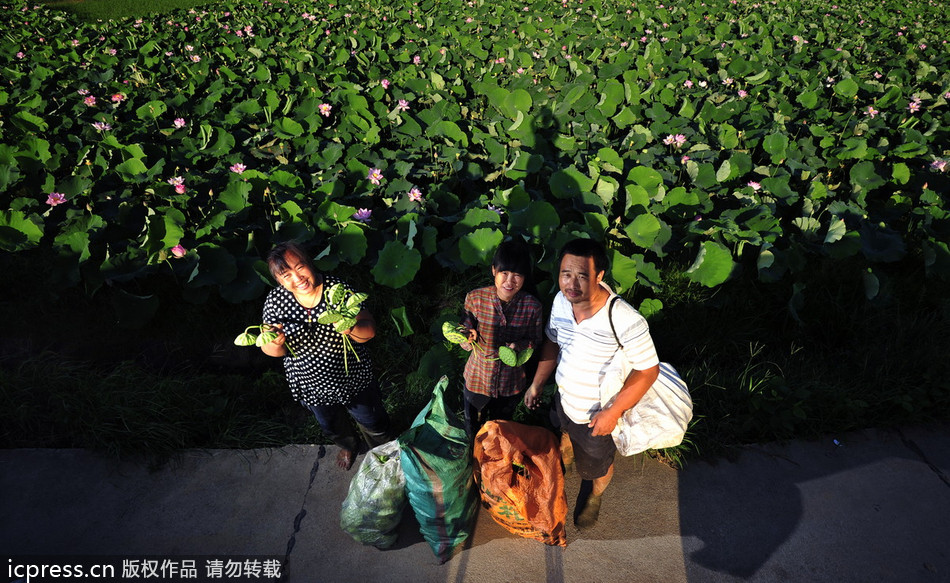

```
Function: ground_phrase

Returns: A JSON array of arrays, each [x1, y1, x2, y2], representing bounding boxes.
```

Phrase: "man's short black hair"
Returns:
[[558, 238, 609, 275], [266, 241, 313, 279]]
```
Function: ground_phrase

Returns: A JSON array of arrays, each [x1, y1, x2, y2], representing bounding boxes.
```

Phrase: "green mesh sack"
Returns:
[[398, 376, 477, 563], [339, 440, 407, 549]]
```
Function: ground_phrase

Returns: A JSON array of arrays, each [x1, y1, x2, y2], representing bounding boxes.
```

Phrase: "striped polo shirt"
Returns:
[[547, 283, 659, 424]]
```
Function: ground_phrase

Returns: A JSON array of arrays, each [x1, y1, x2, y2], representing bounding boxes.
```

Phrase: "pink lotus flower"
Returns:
[[111, 93, 125, 103], [190, 55, 201, 63], [173, 118, 187, 128], [865, 106, 879, 118], [681, 155, 690, 164], [931, 159, 948, 173], [664, 134, 686, 149], [412, 55, 421, 65], [92, 121, 111, 131], [367, 168, 383, 185], [396, 99, 410, 112], [354, 208, 372, 222], [83, 96, 96, 106], [46, 192, 66, 206], [381, 79, 390, 89], [167, 176, 186, 193], [230, 163, 246, 174], [318, 103, 332, 117], [408, 187, 423, 202], [748, 181, 761, 191], [684, 80, 694, 88], [908, 98, 922, 113], [738, 90, 748, 99], [170, 244, 187, 258]]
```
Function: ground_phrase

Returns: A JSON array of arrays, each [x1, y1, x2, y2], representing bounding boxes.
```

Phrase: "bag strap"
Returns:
[[608, 295, 623, 349]]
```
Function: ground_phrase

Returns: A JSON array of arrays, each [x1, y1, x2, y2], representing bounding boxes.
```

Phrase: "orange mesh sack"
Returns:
[[473, 420, 567, 546]]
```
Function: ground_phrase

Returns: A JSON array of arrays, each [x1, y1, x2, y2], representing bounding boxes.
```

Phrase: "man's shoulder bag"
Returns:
[[601, 296, 694, 456]]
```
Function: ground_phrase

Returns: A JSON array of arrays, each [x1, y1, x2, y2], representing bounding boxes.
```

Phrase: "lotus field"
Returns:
[[2, 0, 949, 319]]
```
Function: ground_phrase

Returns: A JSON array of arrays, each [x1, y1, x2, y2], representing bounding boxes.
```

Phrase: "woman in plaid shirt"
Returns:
[[460, 239, 543, 437]]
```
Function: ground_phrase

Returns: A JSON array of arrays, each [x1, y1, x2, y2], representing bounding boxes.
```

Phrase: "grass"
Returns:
[[654, 260, 950, 458], [0, 249, 476, 463], [3, 244, 949, 467], [0, 356, 315, 464]]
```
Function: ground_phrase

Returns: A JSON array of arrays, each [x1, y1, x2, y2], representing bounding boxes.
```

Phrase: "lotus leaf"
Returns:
[[686, 241, 735, 288], [372, 241, 421, 289], [459, 228, 504, 267]]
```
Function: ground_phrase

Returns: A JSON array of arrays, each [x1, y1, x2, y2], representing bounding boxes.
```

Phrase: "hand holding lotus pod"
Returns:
[[234, 324, 296, 358], [498, 345, 534, 367], [318, 283, 368, 333], [441, 321, 470, 344], [441, 321, 487, 355], [318, 283, 368, 374]]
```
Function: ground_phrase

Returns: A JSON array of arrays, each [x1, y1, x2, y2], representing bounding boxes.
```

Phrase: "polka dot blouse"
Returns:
[[262, 275, 373, 407]]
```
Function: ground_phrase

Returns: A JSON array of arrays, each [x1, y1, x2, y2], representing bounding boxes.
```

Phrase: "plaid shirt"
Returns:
[[461, 286, 543, 397]]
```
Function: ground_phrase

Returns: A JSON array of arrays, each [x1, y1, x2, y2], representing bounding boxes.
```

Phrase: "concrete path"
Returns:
[[2, 424, 949, 582]]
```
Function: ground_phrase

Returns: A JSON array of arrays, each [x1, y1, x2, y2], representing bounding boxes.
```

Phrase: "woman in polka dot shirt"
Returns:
[[259, 242, 392, 470]]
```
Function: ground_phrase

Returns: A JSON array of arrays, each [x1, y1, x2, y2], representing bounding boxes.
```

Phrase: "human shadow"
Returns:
[[676, 426, 950, 580]]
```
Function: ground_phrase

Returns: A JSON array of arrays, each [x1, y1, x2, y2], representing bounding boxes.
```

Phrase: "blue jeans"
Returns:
[[304, 382, 393, 453]]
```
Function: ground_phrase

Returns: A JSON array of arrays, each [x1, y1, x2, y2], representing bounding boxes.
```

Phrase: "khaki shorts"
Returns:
[[554, 396, 616, 480]]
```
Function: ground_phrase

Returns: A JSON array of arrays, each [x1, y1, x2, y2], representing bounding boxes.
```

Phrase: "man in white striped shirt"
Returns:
[[525, 238, 660, 528]]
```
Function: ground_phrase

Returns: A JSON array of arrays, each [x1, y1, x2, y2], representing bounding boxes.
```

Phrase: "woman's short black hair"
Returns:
[[558, 238, 609, 275], [266, 241, 313, 279], [492, 239, 533, 278]]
